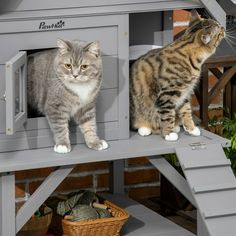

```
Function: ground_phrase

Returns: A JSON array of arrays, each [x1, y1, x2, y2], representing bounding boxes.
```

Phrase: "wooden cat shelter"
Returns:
[[0, 1, 236, 236]]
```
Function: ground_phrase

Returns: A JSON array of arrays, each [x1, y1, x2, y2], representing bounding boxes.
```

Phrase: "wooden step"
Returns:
[[193, 182, 236, 194], [203, 208, 236, 219], [182, 159, 231, 170]]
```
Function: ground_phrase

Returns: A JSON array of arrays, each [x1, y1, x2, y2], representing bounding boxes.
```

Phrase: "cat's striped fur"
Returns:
[[27, 39, 108, 153], [130, 10, 225, 141]]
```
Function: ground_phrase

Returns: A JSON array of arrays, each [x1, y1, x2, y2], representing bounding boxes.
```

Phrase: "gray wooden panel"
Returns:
[[185, 166, 235, 187], [101, 56, 118, 89], [0, 0, 202, 12], [177, 143, 231, 167], [5, 51, 27, 135], [117, 14, 130, 140], [0, 121, 119, 153], [196, 190, 236, 215], [0, 13, 120, 34], [200, 0, 226, 28], [0, 120, 118, 140], [218, 0, 236, 15], [206, 216, 236, 236], [177, 144, 235, 187], [0, 129, 229, 172], [97, 89, 118, 122], [0, 27, 117, 64], [0, 66, 6, 134]]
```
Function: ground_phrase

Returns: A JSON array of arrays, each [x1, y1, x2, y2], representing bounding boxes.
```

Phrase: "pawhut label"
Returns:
[[39, 20, 65, 30]]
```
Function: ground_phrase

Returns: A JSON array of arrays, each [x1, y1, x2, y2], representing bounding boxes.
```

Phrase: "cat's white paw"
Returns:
[[138, 127, 152, 136], [184, 126, 201, 136], [99, 140, 109, 150], [87, 140, 109, 151], [54, 145, 71, 154], [165, 132, 178, 141]]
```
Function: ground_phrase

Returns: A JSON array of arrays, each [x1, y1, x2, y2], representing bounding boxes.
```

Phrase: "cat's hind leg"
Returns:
[[132, 119, 152, 136], [137, 109, 162, 136]]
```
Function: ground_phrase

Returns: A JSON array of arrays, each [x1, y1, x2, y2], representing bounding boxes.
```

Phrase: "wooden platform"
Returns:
[[0, 129, 230, 172], [102, 194, 195, 236], [0, 129, 230, 236]]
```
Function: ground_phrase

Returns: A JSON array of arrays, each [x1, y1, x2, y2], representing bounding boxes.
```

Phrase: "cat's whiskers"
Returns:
[[225, 35, 236, 46], [225, 31, 236, 43], [226, 25, 236, 33], [225, 32, 236, 39], [224, 35, 236, 53]]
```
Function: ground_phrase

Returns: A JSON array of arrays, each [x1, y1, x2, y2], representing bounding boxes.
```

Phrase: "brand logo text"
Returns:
[[39, 20, 65, 30]]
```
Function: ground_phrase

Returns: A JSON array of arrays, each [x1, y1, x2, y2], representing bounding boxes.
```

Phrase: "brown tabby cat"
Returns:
[[130, 10, 225, 141]]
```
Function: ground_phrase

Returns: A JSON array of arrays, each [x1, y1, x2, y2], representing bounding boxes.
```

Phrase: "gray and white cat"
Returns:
[[27, 39, 108, 153]]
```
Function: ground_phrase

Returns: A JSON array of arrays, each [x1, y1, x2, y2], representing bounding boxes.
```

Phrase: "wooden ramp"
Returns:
[[149, 143, 236, 236], [176, 144, 236, 236]]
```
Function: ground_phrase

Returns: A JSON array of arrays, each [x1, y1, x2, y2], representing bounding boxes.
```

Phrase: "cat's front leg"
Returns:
[[178, 100, 200, 136], [46, 114, 71, 154], [78, 108, 108, 151], [158, 108, 179, 141]]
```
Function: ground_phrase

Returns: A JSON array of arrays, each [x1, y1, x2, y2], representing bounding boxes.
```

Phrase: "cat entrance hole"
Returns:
[[22, 47, 56, 119]]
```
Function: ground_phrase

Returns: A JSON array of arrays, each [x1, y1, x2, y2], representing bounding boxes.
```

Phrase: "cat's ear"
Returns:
[[189, 9, 202, 26], [57, 39, 72, 54], [84, 41, 100, 58], [201, 34, 211, 44]]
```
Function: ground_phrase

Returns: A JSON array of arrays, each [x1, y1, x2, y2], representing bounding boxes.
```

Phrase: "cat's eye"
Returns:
[[65, 64, 72, 69], [81, 65, 88, 70]]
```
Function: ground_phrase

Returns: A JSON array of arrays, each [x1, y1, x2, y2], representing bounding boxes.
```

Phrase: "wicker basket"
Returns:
[[16, 202, 52, 236], [17, 212, 52, 236], [62, 200, 129, 236]]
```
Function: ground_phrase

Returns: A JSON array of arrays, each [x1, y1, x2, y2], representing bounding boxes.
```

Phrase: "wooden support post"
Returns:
[[0, 172, 15, 236], [200, 65, 209, 129], [109, 160, 125, 195], [163, 10, 173, 46]]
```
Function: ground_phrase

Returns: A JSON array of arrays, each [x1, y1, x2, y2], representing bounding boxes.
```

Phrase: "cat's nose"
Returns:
[[73, 74, 78, 78]]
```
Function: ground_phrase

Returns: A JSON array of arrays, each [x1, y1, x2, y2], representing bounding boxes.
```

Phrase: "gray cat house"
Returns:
[[0, 1, 236, 236]]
